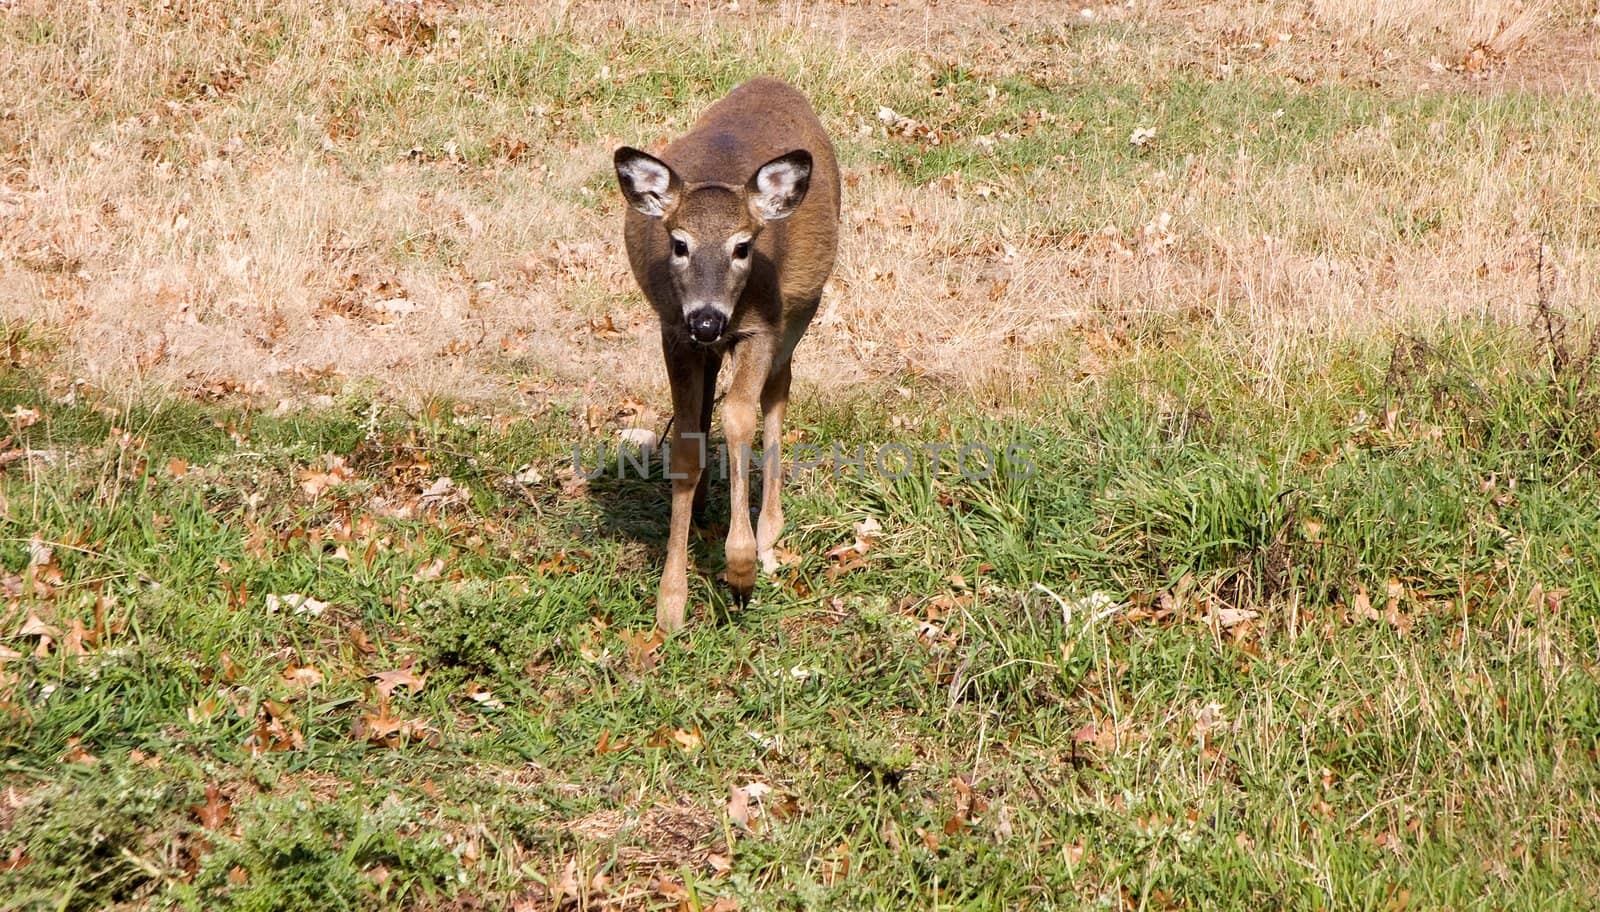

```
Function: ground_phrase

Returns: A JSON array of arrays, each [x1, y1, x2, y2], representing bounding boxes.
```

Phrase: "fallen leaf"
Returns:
[[244, 700, 304, 754], [1072, 721, 1117, 752], [594, 728, 629, 756], [348, 625, 377, 655], [537, 550, 585, 575], [619, 427, 658, 451], [298, 456, 357, 498], [993, 802, 1014, 841], [62, 736, 98, 766], [1064, 838, 1086, 865], [188, 694, 223, 724], [824, 517, 883, 579], [282, 664, 324, 688], [620, 626, 665, 671], [6, 406, 41, 430], [556, 857, 580, 899], [853, 516, 882, 550], [1384, 577, 1411, 633], [1, 847, 28, 873], [265, 593, 329, 617], [1208, 606, 1259, 629], [464, 681, 503, 709], [588, 313, 625, 340], [191, 783, 231, 830], [18, 612, 59, 639], [818, 841, 851, 885], [372, 664, 428, 697], [352, 700, 441, 749], [1192, 701, 1228, 753], [727, 784, 752, 831], [62, 617, 91, 656], [418, 476, 466, 510], [1351, 586, 1379, 622], [654, 878, 689, 902]]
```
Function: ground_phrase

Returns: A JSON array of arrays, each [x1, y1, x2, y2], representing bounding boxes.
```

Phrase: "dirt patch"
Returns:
[[567, 801, 721, 868]]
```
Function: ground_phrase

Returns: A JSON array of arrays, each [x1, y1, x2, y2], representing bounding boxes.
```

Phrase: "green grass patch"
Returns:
[[4, 321, 1600, 909]]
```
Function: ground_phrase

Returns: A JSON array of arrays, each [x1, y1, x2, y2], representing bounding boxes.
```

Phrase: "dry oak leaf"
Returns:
[[352, 701, 441, 749], [282, 664, 324, 688], [1207, 606, 1259, 629], [412, 557, 446, 581], [298, 455, 357, 498], [61, 736, 99, 766], [464, 681, 504, 709], [371, 663, 429, 697], [824, 517, 882, 579], [728, 781, 774, 833], [647, 726, 702, 752], [6, 406, 41, 431], [265, 593, 329, 617], [191, 783, 232, 830], [621, 626, 665, 672], [244, 700, 304, 755], [594, 728, 629, 756]]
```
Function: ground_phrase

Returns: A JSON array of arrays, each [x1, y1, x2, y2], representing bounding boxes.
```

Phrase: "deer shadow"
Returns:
[[580, 437, 761, 617]]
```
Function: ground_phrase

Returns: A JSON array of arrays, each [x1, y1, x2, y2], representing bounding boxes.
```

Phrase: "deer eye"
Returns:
[[672, 238, 689, 258], [732, 241, 751, 260]]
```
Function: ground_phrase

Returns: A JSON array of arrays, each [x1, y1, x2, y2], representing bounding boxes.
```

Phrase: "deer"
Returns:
[[612, 77, 840, 634]]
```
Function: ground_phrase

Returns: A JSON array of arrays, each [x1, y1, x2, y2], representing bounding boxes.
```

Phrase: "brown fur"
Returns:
[[614, 77, 840, 632]]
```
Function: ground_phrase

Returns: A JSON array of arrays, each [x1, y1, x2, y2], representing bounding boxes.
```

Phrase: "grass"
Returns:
[[5, 1, 1599, 398], [4, 316, 1600, 910], [5, 0, 1600, 908]]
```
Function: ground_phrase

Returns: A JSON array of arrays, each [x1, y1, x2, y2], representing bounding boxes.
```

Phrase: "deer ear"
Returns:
[[747, 150, 812, 221], [614, 147, 681, 218]]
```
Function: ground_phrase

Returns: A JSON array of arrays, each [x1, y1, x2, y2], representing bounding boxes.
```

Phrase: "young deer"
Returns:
[[613, 77, 840, 633]]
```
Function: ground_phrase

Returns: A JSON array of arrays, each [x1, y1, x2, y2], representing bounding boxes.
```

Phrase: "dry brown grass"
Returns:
[[2, 0, 1597, 418]]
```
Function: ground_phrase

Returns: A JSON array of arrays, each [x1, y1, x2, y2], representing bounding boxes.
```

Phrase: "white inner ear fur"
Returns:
[[619, 157, 674, 216], [752, 160, 808, 220]]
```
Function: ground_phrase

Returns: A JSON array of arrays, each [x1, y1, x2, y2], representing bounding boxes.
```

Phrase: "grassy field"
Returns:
[[4, 1, 1600, 909]]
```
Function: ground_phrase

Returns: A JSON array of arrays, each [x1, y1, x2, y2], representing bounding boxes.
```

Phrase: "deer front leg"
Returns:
[[720, 343, 774, 605], [756, 360, 792, 575], [691, 352, 720, 525], [721, 395, 758, 604], [658, 356, 707, 634]]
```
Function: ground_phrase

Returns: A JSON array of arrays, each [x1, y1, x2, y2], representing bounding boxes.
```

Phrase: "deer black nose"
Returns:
[[686, 308, 726, 343]]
